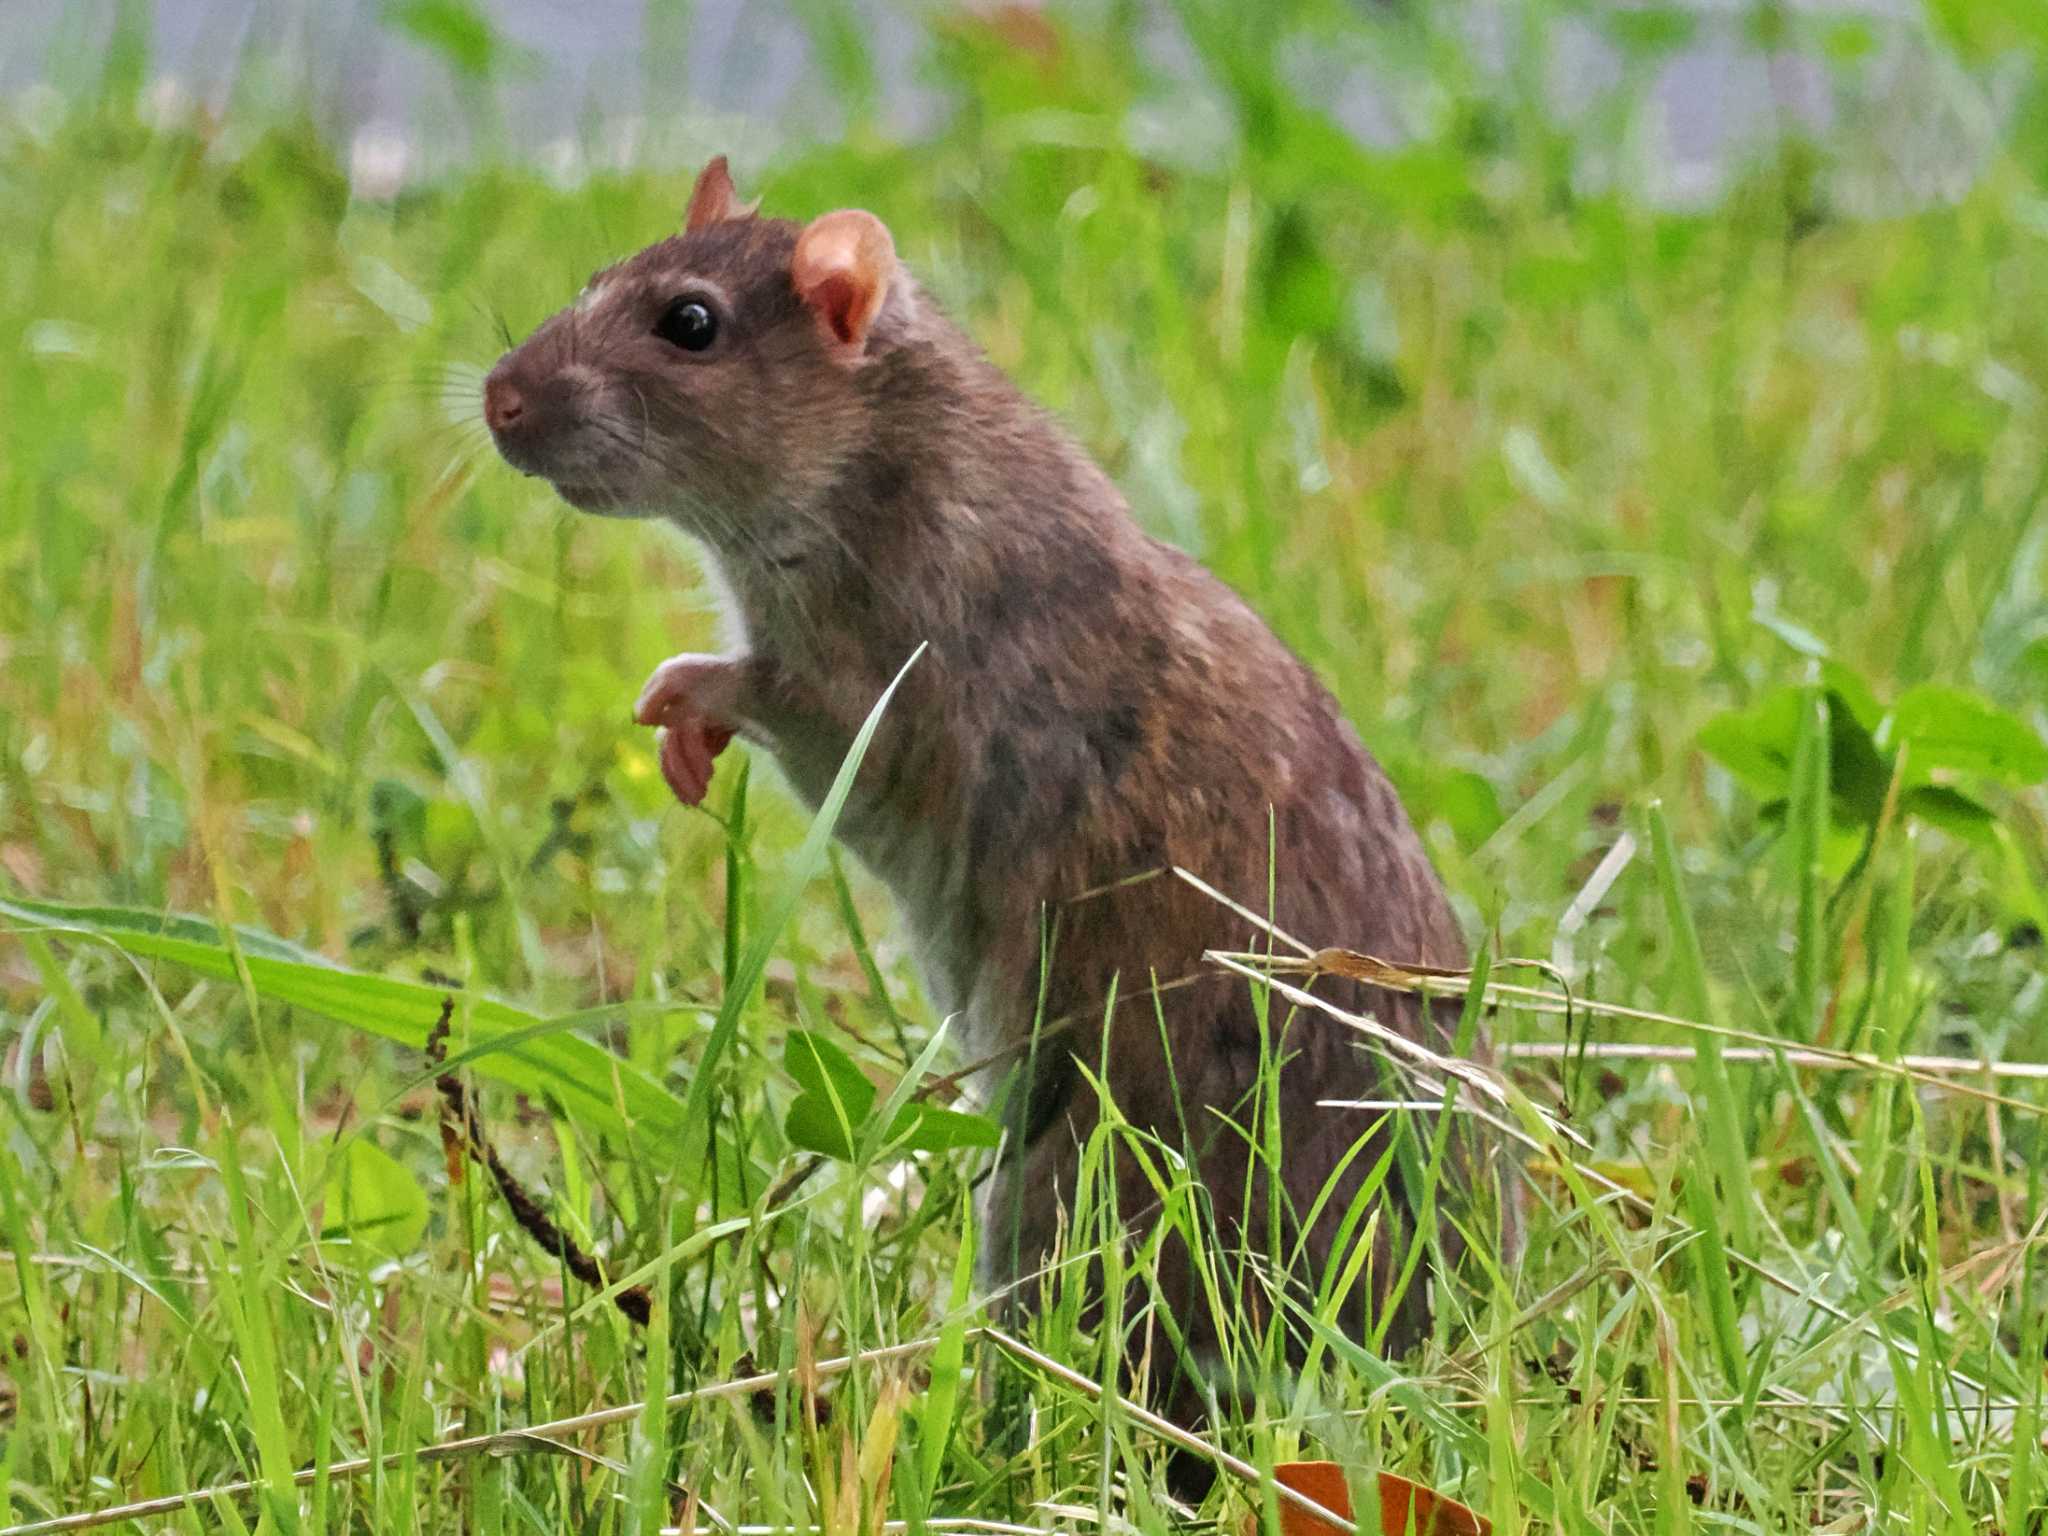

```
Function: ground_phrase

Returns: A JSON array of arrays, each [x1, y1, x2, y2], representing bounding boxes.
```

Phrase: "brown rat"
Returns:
[[484, 156, 1515, 1417]]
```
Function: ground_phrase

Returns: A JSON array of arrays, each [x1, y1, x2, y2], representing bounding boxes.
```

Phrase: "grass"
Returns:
[[4, 1, 2048, 1531]]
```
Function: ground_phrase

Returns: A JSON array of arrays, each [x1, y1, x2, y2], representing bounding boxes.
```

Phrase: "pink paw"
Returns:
[[634, 653, 739, 808]]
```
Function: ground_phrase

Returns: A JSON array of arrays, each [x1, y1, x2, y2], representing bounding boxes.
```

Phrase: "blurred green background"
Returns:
[[4, 2, 2048, 1531]]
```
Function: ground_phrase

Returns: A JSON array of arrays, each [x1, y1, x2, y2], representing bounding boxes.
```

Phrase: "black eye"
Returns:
[[655, 298, 718, 352]]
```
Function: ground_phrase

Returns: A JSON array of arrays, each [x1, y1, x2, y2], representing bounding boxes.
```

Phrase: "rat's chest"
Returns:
[[848, 808, 979, 992], [737, 704, 994, 1007]]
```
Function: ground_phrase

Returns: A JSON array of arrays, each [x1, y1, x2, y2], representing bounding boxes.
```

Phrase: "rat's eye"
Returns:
[[655, 298, 719, 352]]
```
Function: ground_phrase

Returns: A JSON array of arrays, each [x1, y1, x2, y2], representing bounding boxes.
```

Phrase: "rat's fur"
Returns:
[[486, 161, 1513, 1414]]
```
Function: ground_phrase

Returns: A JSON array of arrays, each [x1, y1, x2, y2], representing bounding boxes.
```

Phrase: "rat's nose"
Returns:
[[483, 374, 526, 436]]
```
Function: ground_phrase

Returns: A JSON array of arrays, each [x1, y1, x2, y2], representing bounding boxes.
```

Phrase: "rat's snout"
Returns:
[[482, 355, 573, 477], [483, 372, 526, 435], [480, 352, 630, 512]]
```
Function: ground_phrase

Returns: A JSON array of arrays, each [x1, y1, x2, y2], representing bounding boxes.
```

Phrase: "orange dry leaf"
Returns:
[[1243, 1461, 1492, 1536]]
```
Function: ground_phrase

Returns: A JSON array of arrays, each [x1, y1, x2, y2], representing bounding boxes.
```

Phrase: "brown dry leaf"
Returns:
[[827, 1425, 860, 1536], [1242, 1461, 1493, 1536], [1307, 948, 1473, 990], [439, 1114, 465, 1185]]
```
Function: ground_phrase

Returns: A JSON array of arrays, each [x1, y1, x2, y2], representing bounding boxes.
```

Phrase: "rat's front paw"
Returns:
[[634, 652, 743, 807]]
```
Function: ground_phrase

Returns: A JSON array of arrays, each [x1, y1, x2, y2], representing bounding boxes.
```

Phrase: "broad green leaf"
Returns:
[[1815, 689, 1891, 821], [1820, 662, 1883, 730], [888, 1103, 1000, 1154], [1887, 684, 2048, 786], [784, 1029, 878, 1161], [320, 1138, 430, 1263], [0, 898, 686, 1143], [863, 1014, 999, 1160], [1698, 687, 1806, 800], [2, 901, 334, 965], [1900, 785, 2002, 854], [782, 1029, 1000, 1162], [1380, 753, 1503, 851], [1697, 685, 1888, 821], [1432, 767, 1505, 851], [785, 1029, 875, 1115]]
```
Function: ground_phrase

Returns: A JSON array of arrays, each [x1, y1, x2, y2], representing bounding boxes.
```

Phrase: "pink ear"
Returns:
[[683, 155, 745, 234], [792, 210, 897, 355]]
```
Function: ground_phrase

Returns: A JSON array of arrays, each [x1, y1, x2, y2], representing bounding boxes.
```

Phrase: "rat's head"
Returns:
[[483, 157, 899, 540]]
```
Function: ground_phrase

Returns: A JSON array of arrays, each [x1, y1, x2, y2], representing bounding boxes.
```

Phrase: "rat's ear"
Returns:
[[683, 155, 754, 234], [792, 210, 897, 357]]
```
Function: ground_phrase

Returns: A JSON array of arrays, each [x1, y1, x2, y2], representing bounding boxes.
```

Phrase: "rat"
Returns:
[[484, 155, 1514, 1422]]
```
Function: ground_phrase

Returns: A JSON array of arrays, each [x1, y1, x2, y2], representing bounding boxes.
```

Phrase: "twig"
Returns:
[[426, 997, 652, 1325], [1503, 1039, 2048, 1081]]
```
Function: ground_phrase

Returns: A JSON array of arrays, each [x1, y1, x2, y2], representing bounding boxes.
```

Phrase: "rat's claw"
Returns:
[[658, 724, 713, 807], [635, 677, 678, 729]]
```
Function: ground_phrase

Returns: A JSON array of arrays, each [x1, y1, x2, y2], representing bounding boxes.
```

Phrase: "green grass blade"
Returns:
[[1649, 800, 1752, 1256], [671, 643, 926, 1193], [916, 1185, 977, 1516], [1786, 686, 1832, 1042], [0, 898, 685, 1142]]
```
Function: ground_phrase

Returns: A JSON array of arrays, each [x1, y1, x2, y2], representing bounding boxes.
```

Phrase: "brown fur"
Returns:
[[485, 162, 1513, 1415]]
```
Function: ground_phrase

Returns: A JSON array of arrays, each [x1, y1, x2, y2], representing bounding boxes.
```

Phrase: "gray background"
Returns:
[[3, 0, 2011, 211]]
